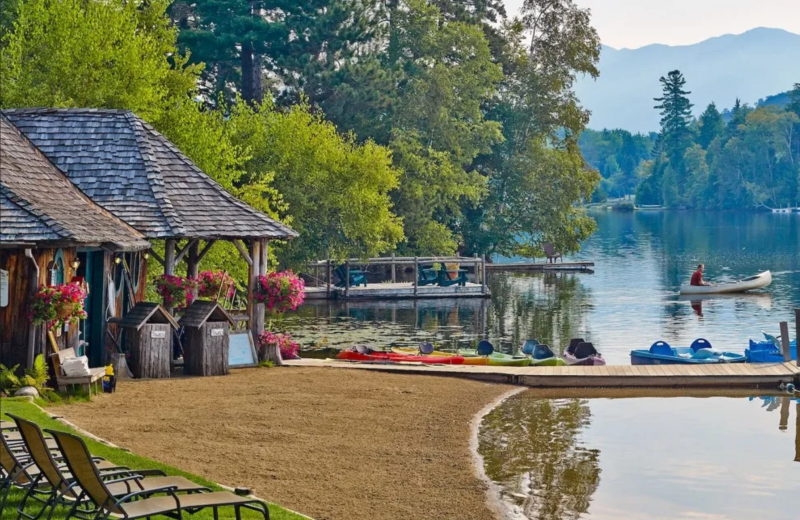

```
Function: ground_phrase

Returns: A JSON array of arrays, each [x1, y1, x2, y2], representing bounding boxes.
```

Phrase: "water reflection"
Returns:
[[285, 212, 799, 363], [481, 392, 800, 520], [479, 398, 600, 520]]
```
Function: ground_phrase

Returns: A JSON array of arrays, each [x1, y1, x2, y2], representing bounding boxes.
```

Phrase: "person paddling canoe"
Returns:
[[690, 264, 712, 286]]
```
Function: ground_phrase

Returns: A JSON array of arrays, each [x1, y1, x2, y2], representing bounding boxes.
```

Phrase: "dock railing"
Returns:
[[305, 255, 488, 294]]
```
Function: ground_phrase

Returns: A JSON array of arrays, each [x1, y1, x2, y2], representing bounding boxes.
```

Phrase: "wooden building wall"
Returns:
[[0, 247, 78, 368]]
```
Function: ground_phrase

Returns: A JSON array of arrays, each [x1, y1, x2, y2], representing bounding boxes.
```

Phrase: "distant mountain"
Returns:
[[574, 28, 800, 132]]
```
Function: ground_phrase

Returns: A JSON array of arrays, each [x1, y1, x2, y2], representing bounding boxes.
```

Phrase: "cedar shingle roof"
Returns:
[[115, 302, 179, 330], [0, 116, 150, 250], [178, 300, 235, 328], [3, 108, 297, 241]]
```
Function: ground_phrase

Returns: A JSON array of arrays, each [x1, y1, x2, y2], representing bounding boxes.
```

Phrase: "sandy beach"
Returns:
[[51, 367, 512, 520]]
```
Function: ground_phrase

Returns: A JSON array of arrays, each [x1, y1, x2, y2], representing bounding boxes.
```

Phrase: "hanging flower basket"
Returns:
[[29, 283, 87, 330], [253, 271, 305, 313], [258, 331, 300, 361], [155, 275, 197, 309], [196, 270, 236, 300]]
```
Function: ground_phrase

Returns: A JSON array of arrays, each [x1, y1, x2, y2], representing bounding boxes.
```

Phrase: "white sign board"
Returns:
[[0, 269, 8, 308], [151, 330, 166, 339], [210, 328, 225, 337], [228, 331, 258, 367]]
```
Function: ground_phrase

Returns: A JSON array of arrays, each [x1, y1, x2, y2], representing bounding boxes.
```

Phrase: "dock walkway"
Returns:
[[304, 281, 489, 300], [486, 261, 594, 272], [284, 359, 800, 388]]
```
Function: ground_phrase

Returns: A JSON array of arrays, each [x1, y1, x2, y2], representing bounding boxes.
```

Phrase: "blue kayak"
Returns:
[[745, 334, 797, 363], [630, 339, 746, 365]]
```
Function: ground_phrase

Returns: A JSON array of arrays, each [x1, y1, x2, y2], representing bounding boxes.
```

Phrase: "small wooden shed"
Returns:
[[178, 301, 236, 376], [116, 302, 178, 379]]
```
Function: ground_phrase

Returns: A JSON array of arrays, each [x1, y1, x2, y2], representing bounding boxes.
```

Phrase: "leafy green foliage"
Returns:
[[0, 363, 21, 393], [579, 129, 656, 198], [0, 355, 48, 394]]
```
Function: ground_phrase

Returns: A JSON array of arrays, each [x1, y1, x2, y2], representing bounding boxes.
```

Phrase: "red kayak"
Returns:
[[336, 349, 465, 365]]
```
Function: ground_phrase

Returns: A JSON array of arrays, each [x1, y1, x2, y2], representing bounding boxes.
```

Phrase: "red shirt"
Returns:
[[690, 270, 703, 286]]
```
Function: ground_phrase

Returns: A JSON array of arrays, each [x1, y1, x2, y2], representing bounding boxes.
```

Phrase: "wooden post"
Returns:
[[326, 259, 332, 298], [344, 260, 350, 299], [796, 308, 799, 367], [780, 321, 791, 362], [795, 402, 800, 462], [413, 256, 418, 296], [163, 239, 176, 314], [481, 254, 487, 295], [779, 396, 790, 431], [186, 240, 200, 300], [391, 253, 396, 283], [249, 239, 261, 340], [474, 253, 480, 285]]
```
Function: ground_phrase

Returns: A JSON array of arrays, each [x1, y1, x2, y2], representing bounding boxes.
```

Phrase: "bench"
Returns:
[[50, 347, 106, 395]]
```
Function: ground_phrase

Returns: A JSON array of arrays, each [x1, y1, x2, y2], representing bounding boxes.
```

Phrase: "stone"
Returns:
[[14, 386, 39, 398]]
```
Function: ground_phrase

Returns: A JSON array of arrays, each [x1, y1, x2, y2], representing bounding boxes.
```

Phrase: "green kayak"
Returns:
[[457, 350, 532, 367]]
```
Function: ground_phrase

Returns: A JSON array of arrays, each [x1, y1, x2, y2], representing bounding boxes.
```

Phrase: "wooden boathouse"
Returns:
[[0, 115, 150, 369], [3, 108, 297, 366]]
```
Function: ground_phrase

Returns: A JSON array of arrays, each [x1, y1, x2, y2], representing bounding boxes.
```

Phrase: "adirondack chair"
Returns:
[[334, 264, 368, 288], [417, 267, 439, 286], [543, 242, 562, 263], [438, 268, 468, 287]]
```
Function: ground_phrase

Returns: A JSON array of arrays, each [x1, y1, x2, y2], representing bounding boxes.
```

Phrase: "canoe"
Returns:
[[679, 270, 772, 295], [521, 340, 567, 367], [391, 347, 453, 357], [564, 339, 606, 366], [630, 339, 746, 365], [336, 349, 465, 365]]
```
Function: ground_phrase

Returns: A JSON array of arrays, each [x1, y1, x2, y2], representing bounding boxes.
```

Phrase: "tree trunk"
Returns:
[[240, 1, 263, 105]]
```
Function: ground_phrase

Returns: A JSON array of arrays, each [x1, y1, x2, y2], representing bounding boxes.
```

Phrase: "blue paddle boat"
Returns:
[[630, 339, 746, 365], [745, 332, 797, 363]]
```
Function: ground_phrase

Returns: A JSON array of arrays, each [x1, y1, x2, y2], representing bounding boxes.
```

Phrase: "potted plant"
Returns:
[[257, 331, 301, 361], [155, 274, 197, 309], [29, 283, 87, 330], [196, 270, 236, 301], [253, 271, 305, 363]]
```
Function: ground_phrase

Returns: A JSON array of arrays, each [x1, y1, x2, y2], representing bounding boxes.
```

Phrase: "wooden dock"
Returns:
[[305, 282, 489, 300], [284, 359, 800, 388], [486, 261, 594, 272]]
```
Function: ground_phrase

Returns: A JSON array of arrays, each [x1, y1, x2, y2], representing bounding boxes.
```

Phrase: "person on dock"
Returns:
[[690, 264, 711, 286]]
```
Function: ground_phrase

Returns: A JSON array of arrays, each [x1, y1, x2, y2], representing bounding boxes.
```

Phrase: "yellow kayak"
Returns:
[[391, 347, 528, 366], [391, 347, 455, 357]]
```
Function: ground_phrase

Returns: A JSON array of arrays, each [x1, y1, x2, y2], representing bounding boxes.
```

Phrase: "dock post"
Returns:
[[796, 309, 799, 367], [474, 253, 479, 284], [779, 321, 791, 362], [326, 259, 331, 298], [481, 254, 487, 295], [413, 256, 418, 296], [391, 253, 396, 283], [345, 259, 350, 299]]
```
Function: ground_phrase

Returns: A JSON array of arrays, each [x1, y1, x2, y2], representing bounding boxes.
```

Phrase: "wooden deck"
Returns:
[[486, 261, 594, 272], [303, 282, 490, 300], [284, 359, 800, 388]]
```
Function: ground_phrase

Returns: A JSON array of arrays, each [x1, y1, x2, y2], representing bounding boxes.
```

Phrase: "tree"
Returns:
[[698, 102, 724, 149], [653, 70, 694, 175]]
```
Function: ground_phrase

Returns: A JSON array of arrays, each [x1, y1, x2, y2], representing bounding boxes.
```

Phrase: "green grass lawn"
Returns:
[[1, 398, 310, 520]]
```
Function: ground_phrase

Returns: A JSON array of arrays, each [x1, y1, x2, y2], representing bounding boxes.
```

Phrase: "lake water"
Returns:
[[479, 391, 800, 520], [286, 211, 799, 364]]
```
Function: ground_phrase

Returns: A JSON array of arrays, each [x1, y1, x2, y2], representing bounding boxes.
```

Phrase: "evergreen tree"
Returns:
[[653, 70, 694, 198], [698, 102, 724, 149]]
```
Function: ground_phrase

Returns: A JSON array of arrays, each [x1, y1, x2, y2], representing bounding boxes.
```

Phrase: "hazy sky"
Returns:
[[504, 0, 800, 49]]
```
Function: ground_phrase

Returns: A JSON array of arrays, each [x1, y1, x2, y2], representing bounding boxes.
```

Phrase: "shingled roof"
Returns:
[[0, 116, 150, 251], [3, 109, 297, 241]]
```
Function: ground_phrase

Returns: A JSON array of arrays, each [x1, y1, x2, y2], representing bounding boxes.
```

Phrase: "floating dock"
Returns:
[[305, 282, 489, 300], [284, 359, 800, 388], [486, 261, 594, 272]]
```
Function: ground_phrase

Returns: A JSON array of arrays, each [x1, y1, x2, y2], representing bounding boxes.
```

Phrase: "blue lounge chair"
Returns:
[[334, 264, 367, 288], [418, 267, 439, 286]]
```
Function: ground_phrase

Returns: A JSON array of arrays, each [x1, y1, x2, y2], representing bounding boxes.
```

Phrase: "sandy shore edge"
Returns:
[[469, 386, 526, 520]]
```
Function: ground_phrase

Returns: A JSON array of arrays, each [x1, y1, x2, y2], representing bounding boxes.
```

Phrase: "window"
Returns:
[[48, 249, 65, 286]]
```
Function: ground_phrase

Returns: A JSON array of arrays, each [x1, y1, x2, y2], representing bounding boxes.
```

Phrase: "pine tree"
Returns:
[[653, 70, 694, 198], [698, 102, 724, 149]]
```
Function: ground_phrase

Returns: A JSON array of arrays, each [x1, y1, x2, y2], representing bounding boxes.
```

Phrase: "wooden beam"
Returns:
[[174, 238, 198, 265], [197, 240, 216, 262], [780, 321, 791, 362], [164, 239, 176, 276], [186, 241, 200, 299], [481, 254, 487, 295], [233, 240, 253, 266], [148, 249, 165, 267]]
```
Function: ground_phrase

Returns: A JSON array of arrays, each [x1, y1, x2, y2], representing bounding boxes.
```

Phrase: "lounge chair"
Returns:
[[417, 267, 439, 286], [8, 415, 208, 520], [543, 242, 562, 263], [46, 429, 270, 520], [333, 264, 367, 288], [438, 268, 468, 287]]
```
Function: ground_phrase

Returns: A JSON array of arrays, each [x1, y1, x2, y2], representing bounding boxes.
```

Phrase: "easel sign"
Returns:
[[228, 331, 258, 368]]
